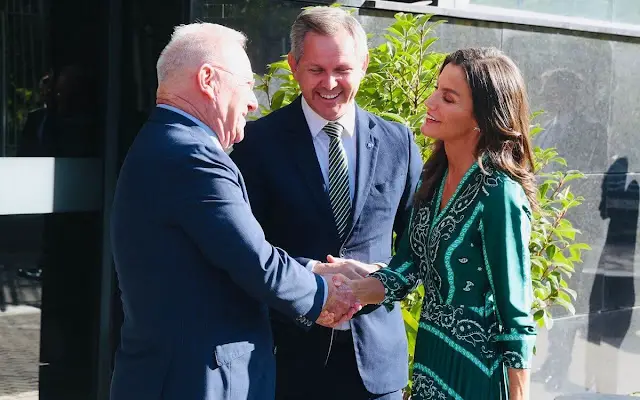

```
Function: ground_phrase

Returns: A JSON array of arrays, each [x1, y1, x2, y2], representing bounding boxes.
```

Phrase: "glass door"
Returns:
[[0, 0, 108, 398]]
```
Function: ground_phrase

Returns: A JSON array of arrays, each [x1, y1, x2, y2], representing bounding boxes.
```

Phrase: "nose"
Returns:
[[247, 90, 258, 113], [322, 73, 338, 90], [424, 94, 437, 110]]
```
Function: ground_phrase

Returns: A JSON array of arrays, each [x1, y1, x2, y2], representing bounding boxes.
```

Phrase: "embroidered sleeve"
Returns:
[[369, 223, 420, 307], [480, 179, 537, 369]]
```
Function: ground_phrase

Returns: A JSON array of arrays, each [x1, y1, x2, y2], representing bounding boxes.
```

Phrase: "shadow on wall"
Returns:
[[531, 157, 639, 396], [585, 156, 639, 393]]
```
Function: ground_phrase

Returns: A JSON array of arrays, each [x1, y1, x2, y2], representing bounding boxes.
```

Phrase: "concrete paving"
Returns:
[[0, 307, 40, 399]]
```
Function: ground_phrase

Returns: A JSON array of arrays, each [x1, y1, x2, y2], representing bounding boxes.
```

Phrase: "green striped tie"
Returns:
[[323, 122, 351, 242]]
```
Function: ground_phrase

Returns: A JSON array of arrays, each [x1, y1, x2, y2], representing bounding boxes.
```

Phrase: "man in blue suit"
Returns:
[[110, 23, 360, 400], [231, 7, 423, 400]]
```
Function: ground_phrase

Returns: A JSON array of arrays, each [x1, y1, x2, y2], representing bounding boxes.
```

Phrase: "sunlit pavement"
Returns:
[[0, 307, 40, 400]]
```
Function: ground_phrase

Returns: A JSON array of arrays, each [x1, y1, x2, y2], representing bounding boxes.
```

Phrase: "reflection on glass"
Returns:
[[1, 0, 101, 158], [0, 212, 103, 398], [16, 65, 101, 158], [2, 0, 48, 157], [190, 0, 315, 74], [1, 0, 106, 397], [468, 0, 640, 26], [0, 215, 43, 397]]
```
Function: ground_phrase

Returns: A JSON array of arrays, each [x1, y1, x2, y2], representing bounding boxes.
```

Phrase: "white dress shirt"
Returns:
[[301, 97, 357, 202]]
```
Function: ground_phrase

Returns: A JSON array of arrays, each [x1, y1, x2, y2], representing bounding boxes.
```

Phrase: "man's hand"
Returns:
[[316, 273, 361, 328], [312, 255, 381, 280]]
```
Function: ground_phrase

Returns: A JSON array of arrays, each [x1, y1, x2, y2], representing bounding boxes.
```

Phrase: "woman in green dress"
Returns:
[[332, 48, 538, 399]]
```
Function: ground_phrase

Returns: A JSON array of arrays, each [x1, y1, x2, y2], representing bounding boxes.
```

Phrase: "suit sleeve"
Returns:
[[481, 180, 537, 369], [369, 219, 420, 305], [172, 146, 325, 329]]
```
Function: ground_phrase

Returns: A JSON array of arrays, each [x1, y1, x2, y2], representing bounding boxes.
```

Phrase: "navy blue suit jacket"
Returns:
[[231, 97, 423, 394], [110, 107, 326, 400]]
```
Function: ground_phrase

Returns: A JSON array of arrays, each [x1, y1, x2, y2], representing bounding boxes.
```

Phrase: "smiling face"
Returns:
[[421, 63, 478, 143], [288, 29, 368, 121], [211, 50, 257, 146], [198, 47, 258, 148]]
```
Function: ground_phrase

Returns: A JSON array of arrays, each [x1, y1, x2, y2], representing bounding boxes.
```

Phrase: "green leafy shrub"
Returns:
[[254, 8, 590, 396]]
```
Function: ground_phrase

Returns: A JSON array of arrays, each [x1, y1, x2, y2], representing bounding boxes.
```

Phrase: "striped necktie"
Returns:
[[323, 122, 351, 242]]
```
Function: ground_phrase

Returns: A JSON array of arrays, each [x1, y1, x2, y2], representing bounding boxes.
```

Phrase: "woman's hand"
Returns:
[[332, 274, 386, 306], [313, 255, 381, 280]]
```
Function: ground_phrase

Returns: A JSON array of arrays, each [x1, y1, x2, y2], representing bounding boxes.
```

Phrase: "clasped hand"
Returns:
[[314, 256, 380, 328]]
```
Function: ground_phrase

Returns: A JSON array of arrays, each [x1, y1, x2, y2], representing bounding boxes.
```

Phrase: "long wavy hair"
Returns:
[[415, 47, 538, 210]]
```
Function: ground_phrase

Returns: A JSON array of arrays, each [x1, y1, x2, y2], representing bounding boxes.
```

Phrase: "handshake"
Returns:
[[313, 255, 381, 328]]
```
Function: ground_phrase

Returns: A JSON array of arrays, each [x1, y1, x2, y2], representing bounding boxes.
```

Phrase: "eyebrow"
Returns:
[[440, 86, 460, 97], [308, 64, 352, 70]]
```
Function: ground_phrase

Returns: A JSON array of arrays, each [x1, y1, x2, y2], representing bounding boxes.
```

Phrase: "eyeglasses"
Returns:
[[209, 63, 255, 88]]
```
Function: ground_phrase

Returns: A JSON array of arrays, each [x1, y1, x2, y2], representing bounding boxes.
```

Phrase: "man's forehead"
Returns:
[[220, 47, 252, 71]]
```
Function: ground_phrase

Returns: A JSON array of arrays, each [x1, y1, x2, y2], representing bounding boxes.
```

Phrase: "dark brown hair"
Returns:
[[415, 47, 537, 210]]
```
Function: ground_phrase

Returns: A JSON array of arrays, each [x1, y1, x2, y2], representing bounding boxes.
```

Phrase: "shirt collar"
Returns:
[[156, 104, 222, 151], [300, 96, 356, 138]]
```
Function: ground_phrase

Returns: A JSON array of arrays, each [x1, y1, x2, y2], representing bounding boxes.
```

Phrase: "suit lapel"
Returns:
[[351, 107, 379, 231], [282, 98, 335, 222]]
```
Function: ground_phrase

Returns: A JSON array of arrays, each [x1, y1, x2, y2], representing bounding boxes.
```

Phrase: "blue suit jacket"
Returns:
[[231, 97, 423, 394], [110, 107, 326, 400]]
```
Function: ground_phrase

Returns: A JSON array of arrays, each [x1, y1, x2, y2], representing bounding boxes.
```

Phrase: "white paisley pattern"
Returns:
[[412, 166, 499, 351], [412, 374, 448, 400], [372, 165, 536, 399], [503, 351, 526, 369]]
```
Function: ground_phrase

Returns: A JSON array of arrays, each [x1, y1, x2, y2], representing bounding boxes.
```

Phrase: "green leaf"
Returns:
[[386, 26, 403, 38], [555, 295, 576, 315], [271, 91, 286, 111], [533, 310, 545, 328], [545, 245, 557, 260], [562, 286, 578, 300]]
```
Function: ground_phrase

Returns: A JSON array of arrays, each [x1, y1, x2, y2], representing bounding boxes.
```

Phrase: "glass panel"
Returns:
[[191, 0, 319, 75], [468, 0, 640, 25], [0, 212, 102, 399], [613, 0, 640, 24], [1, 1, 102, 158], [0, 0, 107, 398]]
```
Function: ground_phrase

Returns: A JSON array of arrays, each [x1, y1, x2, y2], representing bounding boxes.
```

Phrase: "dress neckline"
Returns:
[[431, 162, 479, 230]]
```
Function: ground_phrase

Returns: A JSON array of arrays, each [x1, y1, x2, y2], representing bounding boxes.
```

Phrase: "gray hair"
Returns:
[[156, 23, 246, 83], [290, 7, 368, 62]]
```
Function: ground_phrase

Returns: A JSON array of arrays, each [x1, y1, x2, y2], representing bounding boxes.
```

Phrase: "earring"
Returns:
[[473, 127, 480, 132]]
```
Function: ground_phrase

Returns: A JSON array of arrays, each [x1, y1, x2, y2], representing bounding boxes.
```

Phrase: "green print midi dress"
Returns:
[[370, 163, 537, 400]]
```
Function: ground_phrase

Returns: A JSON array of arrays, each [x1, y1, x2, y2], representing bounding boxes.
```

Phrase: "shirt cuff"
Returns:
[[306, 259, 319, 272], [499, 334, 536, 369]]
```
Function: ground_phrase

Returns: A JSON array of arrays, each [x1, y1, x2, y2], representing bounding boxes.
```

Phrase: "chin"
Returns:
[[320, 106, 344, 121], [420, 124, 438, 140]]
